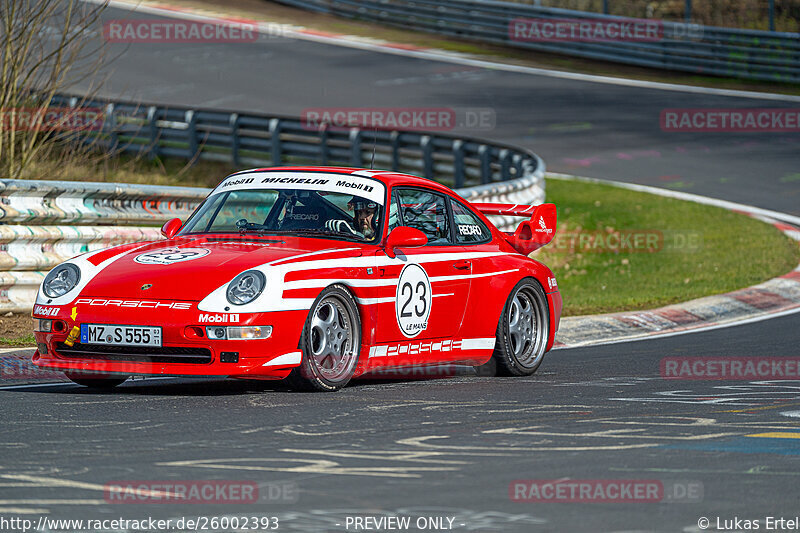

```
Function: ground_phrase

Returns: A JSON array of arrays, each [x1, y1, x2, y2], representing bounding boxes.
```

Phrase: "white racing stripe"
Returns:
[[356, 297, 396, 305], [285, 267, 519, 291], [286, 278, 398, 289], [262, 351, 302, 367], [201, 251, 515, 312], [270, 247, 360, 266], [429, 268, 519, 282], [351, 170, 392, 177], [283, 251, 512, 271], [34, 242, 153, 307], [367, 337, 496, 358], [461, 338, 497, 350]]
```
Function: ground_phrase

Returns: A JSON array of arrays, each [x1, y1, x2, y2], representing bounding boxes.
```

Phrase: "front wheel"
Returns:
[[66, 373, 128, 389], [487, 278, 550, 376], [287, 285, 362, 392]]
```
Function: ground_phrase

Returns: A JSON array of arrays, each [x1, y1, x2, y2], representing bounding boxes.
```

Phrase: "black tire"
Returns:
[[486, 278, 550, 377], [287, 285, 362, 392], [66, 373, 128, 389]]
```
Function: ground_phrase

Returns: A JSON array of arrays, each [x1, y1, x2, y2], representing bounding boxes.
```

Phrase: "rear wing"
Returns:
[[472, 202, 557, 255]]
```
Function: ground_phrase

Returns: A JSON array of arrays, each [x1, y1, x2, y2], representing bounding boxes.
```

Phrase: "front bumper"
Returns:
[[32, 300, 307, 378]]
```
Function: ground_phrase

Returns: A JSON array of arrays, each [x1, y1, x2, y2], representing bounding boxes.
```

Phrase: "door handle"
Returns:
[[453, 260, 471, 270]]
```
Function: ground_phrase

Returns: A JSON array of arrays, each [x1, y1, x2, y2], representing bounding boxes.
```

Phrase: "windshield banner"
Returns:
[[211, 172, 386, 204]]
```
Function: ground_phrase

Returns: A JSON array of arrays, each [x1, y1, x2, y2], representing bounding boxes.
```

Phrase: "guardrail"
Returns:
[[1, 95, 545, 312], [273, 0, 800, 83], [49, 95, 543, 190]]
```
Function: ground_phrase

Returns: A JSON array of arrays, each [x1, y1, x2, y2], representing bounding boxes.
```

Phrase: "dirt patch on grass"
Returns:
[[0, 314, 35, 346]]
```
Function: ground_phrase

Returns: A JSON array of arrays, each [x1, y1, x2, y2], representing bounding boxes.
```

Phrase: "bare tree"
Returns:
[[0, 0, 111, 178]]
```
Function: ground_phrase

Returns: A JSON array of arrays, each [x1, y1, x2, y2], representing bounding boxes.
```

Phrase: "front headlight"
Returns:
[[226, 270, 265, 305], [42, 264, 81, 298]]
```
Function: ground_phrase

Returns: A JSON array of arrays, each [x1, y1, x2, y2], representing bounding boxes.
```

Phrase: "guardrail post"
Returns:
[[769, 0, 775, 31], [186, 110, 198, 163], [104, 103, 118, 154], [390, 131, 400, 171], [453, 139, 465, 188], [478, 144, 491, 184], [349, 128, 363, 167], [421, 135, 433, 178], [66, 97, 78, 144], [512, 153, 523, 178], [319, 123, 329, 165], [229, 113, 240, 167], [499, 149, 511, 181], [147, 106, 159, 161], [270, 118, 282, 165]]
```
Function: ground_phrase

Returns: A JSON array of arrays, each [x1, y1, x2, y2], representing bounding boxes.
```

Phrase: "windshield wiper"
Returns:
[[278, 228, 365, 241]]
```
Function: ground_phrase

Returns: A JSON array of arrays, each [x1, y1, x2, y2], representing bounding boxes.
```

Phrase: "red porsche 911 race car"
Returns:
[[32, 167, 561, 391]]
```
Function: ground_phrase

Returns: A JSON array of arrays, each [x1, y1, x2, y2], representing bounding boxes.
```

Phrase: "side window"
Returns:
[[388, 193, 401, 232], [395, 189, 451, 245], [452, 201, 490, 244]]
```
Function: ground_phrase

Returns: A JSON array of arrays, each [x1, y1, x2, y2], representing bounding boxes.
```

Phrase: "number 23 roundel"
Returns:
[[395, 263, 432, 338]]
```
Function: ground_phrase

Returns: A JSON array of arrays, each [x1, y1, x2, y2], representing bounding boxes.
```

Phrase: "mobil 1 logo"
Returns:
[[396, 263, 431, 338]]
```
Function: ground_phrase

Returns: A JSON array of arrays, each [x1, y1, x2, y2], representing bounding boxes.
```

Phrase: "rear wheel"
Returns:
[[66, 373, 128, 389], [287, 285, 362, 392], [482, 278, 550, 377]]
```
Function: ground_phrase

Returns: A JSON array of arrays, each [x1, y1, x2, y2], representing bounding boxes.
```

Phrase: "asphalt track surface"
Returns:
[[3, 314, 800, 532], [85, 6, 800, 215], [3, 3, 799, 532]]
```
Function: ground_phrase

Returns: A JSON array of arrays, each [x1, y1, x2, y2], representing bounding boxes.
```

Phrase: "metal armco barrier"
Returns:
[[0, 178, 209, 312], [49, 95, 542, 190], [0, 179, 203, 225], [273, 0, 800, 83], [1, 96, 545, 312]]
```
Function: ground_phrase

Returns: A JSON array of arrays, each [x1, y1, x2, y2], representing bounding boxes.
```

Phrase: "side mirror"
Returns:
[[385, 227, 427, 258], [161, 218, 182, 239]]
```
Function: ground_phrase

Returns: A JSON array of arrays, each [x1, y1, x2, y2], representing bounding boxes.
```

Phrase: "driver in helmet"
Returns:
[[325, 197, 380, 239]]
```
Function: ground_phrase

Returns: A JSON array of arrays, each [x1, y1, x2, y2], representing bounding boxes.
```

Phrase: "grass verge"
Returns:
[[537, 178, 800, 315]]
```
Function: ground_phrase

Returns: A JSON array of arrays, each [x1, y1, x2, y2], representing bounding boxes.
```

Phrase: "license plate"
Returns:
[[80, 324, 162, 347]]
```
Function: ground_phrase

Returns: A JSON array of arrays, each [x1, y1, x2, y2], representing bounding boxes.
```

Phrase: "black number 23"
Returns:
[[400, 282, 427, 318]]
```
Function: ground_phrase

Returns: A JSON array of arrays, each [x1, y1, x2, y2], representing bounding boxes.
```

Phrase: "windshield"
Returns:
[[178, 188, 384, 242]]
